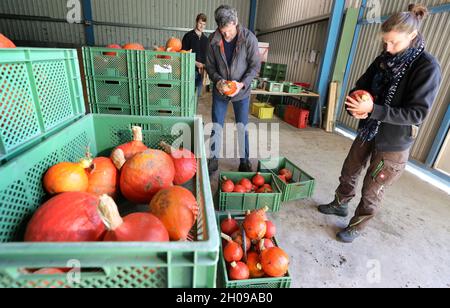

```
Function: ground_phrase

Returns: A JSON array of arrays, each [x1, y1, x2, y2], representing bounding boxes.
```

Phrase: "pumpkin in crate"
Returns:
[[165, 37, 182, 52], [260, 247, 290, 278], [97, 195, 169, 242], [160, 141, 197, 185], [86, 157, 119, 199], [247, 252, 265, 279], [120, 149, 175, 204], [123, 43, 145, 50], [43, 155, 93, 195], [0, 33, 16, 48], [104, 44, 121, 56], [110, 126, 148, 170], [24, 192, 105, 242], [149, 186, 199, 241], [243, 209, 267, 241]]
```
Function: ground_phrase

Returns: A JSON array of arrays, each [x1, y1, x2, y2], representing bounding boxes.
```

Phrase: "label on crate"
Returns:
[[154, 64, 173, 74]]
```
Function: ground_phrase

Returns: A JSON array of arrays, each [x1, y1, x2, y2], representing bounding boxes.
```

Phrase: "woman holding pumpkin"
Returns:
[[319, 4, 442, 243]]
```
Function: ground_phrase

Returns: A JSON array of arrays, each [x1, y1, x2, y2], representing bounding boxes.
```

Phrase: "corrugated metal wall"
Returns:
[[258, 22, 328, 89], [92, 0, 251, 47], [362, 0, 450, 18], [0, 0, 251, 47], [338, 10, 450, 163], [256, 0, 361, 31]]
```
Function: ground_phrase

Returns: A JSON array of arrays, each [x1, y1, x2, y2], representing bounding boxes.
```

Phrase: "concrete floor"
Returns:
[[198, 93, 450, 288]]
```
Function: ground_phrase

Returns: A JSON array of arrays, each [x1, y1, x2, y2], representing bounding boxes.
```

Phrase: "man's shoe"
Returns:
[[238, 160, 253, 172], [208, 158, 219, 175], [318, 197, 349, 217], [337, 227, 361, 243]]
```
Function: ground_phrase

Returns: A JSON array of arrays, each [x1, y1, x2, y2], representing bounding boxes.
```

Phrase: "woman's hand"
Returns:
[[345, 94, 374, 114], [352, 112, 369, 120]]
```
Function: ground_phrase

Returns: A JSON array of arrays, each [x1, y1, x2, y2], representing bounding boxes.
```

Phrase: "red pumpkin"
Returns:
[[166, 37, 182, 52], [221, 213, 240, 236], [350, 90, 374, 102], [0, 33, 16, 48], [239, 178, 253, 193], [221, 177, 235, 193], [260, 247, 290, 278], [123, 43, 145, 50], [43, 156, 92, 195], [252, 207, 269, 221], [231, 230, 251, 252], [120, 149, 175, 204], [104, 44, 121, 56], [32, 268, 65, 275], [229, 262, 249, 281], [160, 141, 197, 186], [255, 238, 275, 254], [98, 195, 169, 242], [154, 46, 166, 52], [257, 186, 273, 194], [252, 173, 265, 187], [86, 157, 118, 198], [279, 169, 292, 182], [279, 174, 288, 183], [222, 233, 243, 263], [233, 185, 247, 193], [243, 210, 267, 241], [149, 186, 199, 241], [247, 252, 265, 278], [25, 192, 105, 242], [110, 126, 148, 170], [265, 220, 276, 239], [223, 81, 238, 96]]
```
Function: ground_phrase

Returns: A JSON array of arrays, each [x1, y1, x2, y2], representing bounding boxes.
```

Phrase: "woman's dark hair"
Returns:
[[381, 4, 428, 33]]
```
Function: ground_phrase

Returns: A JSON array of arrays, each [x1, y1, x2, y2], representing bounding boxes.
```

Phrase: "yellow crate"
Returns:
[[252, 102, 275, 119]]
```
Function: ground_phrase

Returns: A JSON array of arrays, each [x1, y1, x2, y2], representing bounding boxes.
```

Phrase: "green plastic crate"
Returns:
[[217, 213, 291, 288], [0, 48, 85, 166], [0, 114, 219, 288], [265, 81, 283, 93], [283, 84, 303, 94], [258, 157, 315, 202], [251, 79, 258, 90], [218, 172, 282, 212], [139, 80, 196, 117], [82, 47, 138, 79], [86, 77, 138, 108], [139, 51, 195, 82]]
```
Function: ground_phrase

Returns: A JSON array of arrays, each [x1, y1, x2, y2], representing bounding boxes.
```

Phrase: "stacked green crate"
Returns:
[[83, 47, 140, 115], [138, 51, 196, 117]]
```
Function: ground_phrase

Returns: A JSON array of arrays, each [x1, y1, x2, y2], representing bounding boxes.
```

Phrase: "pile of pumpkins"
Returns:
[[104, 37, 191, 55], [220, 208, 290, 281], [25, 126, 198, 243], [221, 173, 276, 194]]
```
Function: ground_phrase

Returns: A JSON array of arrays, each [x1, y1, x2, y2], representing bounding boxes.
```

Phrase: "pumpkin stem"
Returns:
[[259, 239, 265, 252], [159, 141, 174, 154], [111, 149, 126, 170], [230, 261, 237, 268], [132, 126, 143, 142], [221, 233, 233, 242], [97, 195, 123, 231], [79, 147, 94, 169]]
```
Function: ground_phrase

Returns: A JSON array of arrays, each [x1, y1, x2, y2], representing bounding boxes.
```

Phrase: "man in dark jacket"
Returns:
[[182, 13, 209, 98], [206, 5, 261, 174]]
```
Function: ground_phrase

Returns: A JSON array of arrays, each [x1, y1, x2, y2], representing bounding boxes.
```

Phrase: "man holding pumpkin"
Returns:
[[206, 5, 261, 175]]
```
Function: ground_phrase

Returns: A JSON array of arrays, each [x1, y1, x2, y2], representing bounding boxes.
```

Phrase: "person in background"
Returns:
[[182, 13, 209, 98], [206, 5, 261, 174], [318, 4, 442, 243]]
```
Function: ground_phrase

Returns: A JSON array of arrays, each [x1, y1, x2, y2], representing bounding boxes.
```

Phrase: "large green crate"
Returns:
[[139, 51, 195, 82], [82, 47, 138, 79], [217, 213, 291, 288], [0, 114, 219, 288], [85, 77, 140, 116], [258, 157, 315, 202], [218, 172, 282, 212], [139, 80, 196, 117], [0, 48, 85, 166]]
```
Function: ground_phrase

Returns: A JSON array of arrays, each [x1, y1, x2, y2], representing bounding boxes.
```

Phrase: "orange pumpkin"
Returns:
[[247, 252, 265, 278], [223, 81, 238, 96], [0, 33, 16, 48], [104, 44, 121, 56], [122, 43, 145, 50], [149, 186, 199, 241], [86, 157, 119, 198], [154, 46, 166, 52], [120, 149, 175, 204], [260, 247, 290, 278], [166, 37, 182, 52], [43, 157, 92, 195]]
